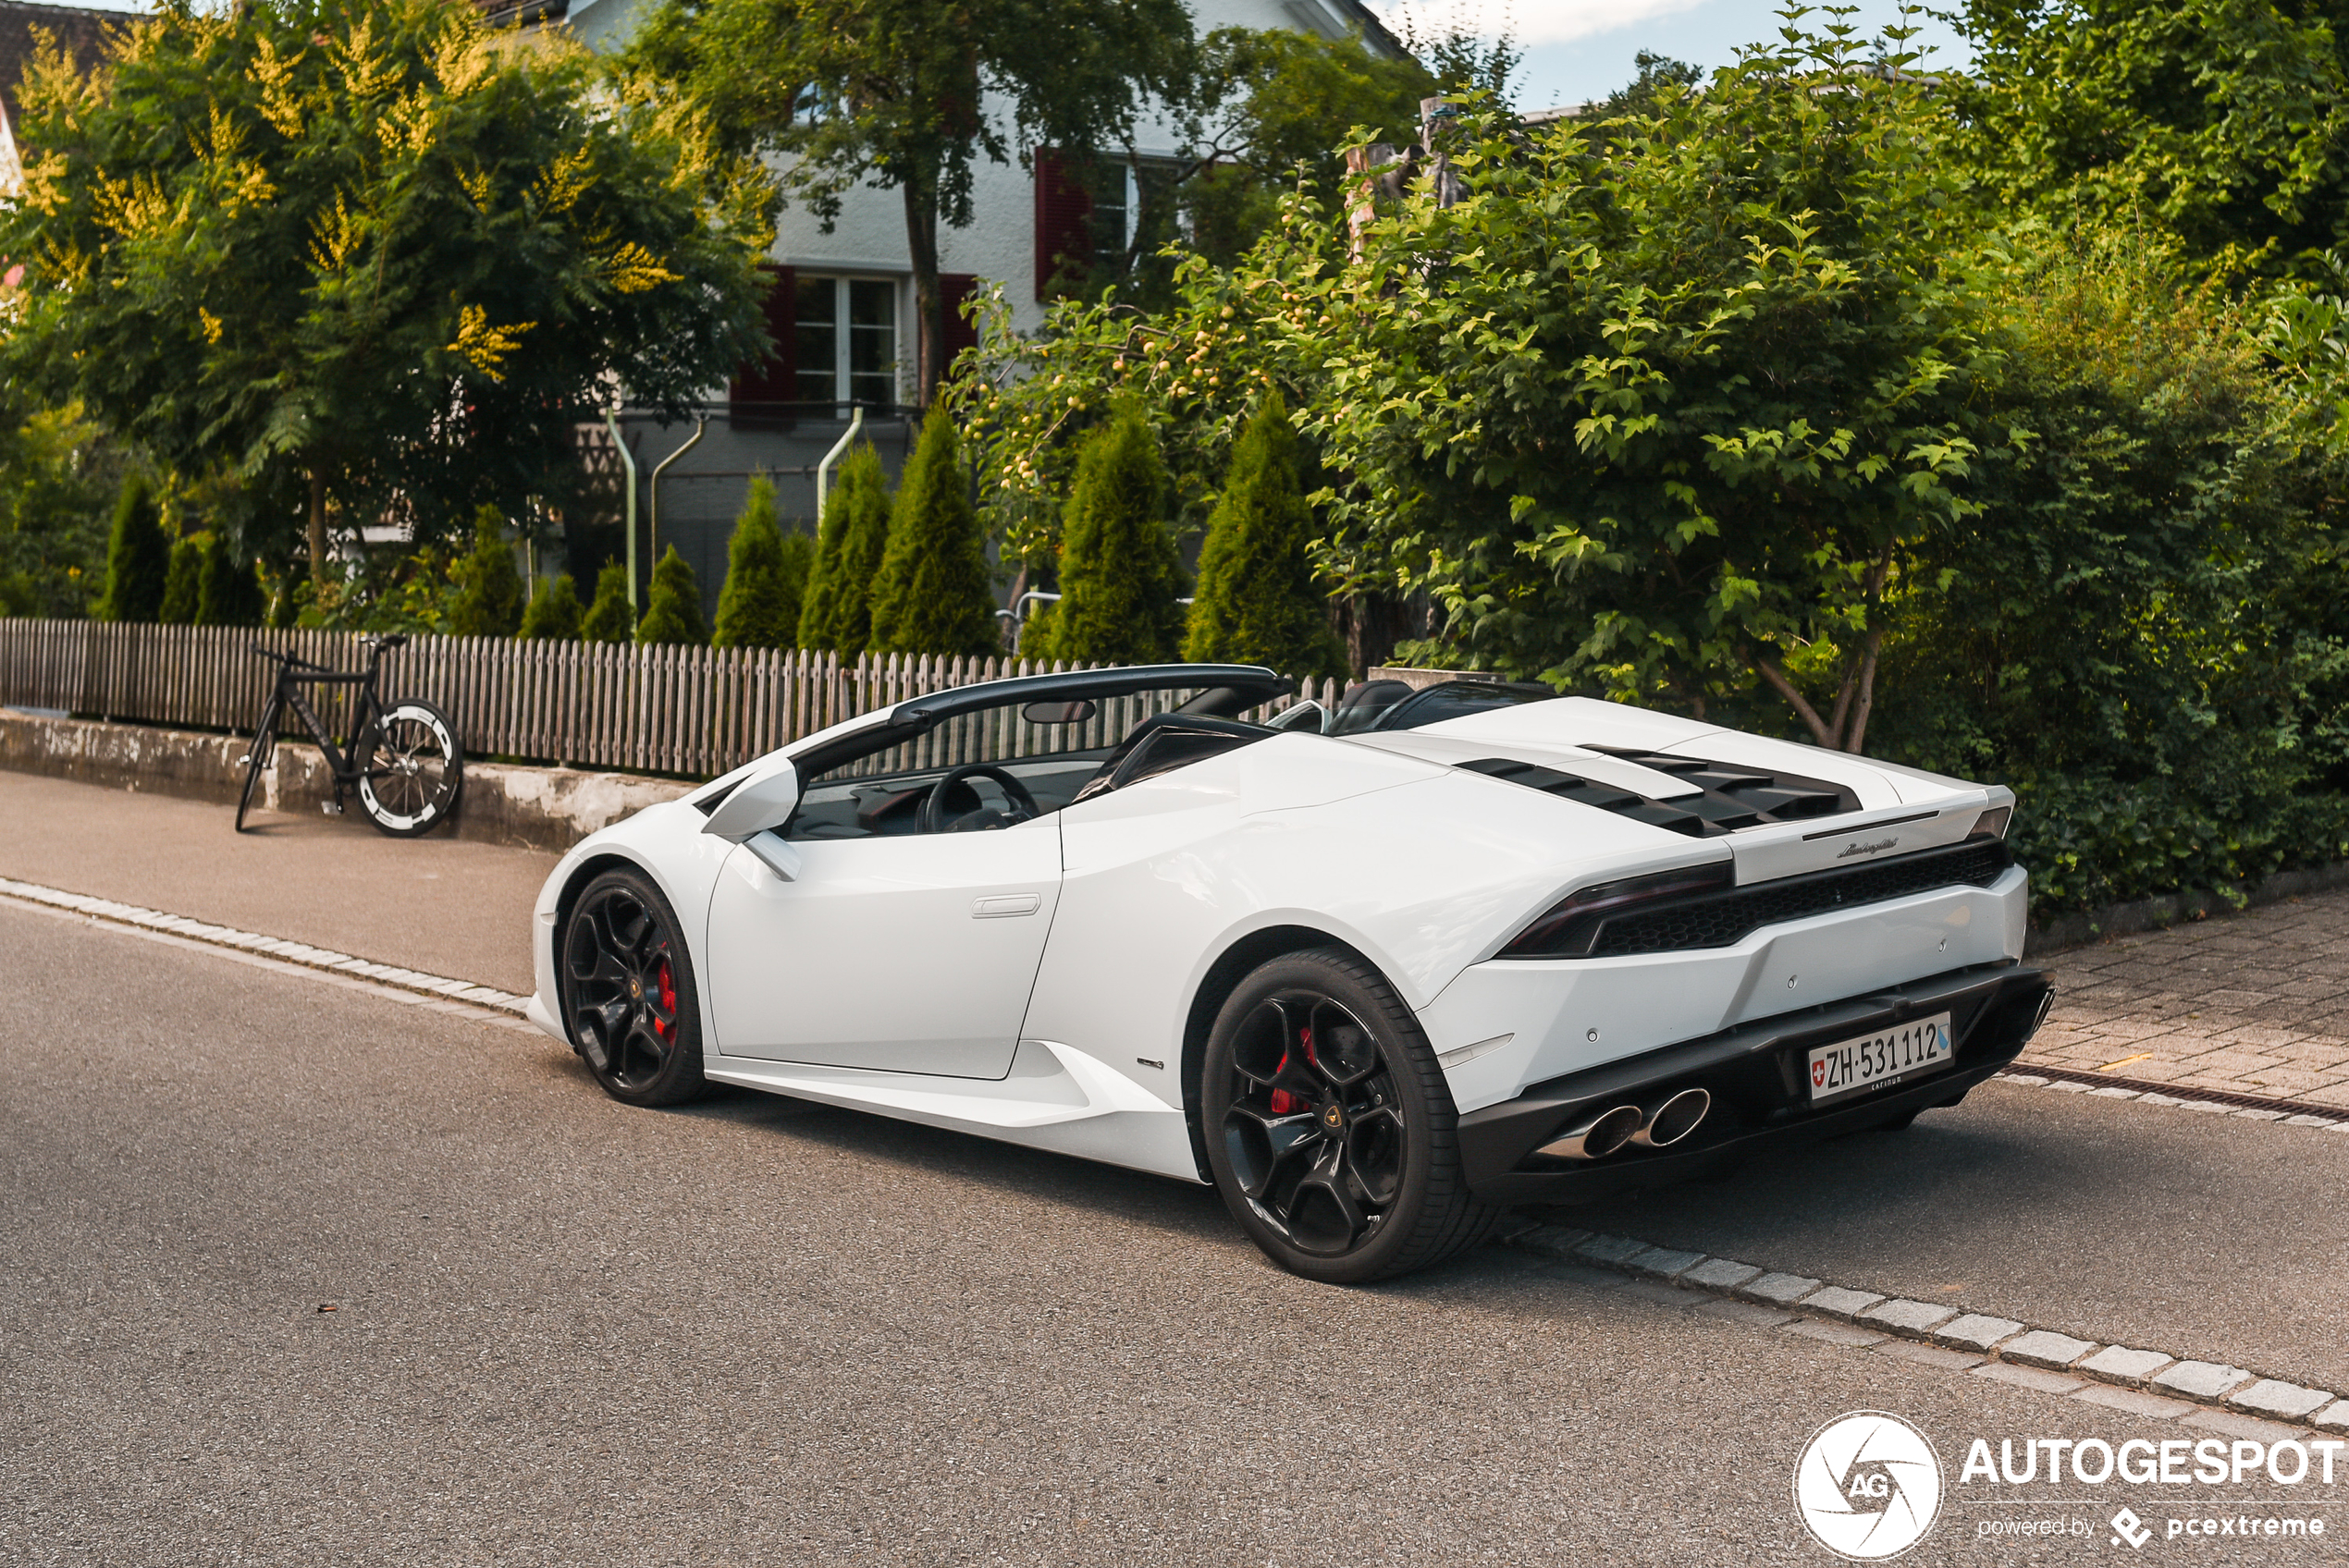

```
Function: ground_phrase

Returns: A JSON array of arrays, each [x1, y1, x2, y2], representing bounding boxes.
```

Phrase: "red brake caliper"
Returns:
[[654, 957, 676, 1041], [1267, 1026, 1312, 1116]]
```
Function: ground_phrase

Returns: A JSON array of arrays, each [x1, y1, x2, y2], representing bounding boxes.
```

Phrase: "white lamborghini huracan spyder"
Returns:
[[526, 665, 2050, 1282]]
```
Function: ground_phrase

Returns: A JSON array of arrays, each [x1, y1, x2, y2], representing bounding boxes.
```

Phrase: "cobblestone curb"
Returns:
[[1506, 1220, 2349, 1436], [0, 875, 530, 1015], [1994, 1069, 2349, 1129]]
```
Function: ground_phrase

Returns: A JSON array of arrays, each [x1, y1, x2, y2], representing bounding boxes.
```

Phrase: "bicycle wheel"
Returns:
[[234, 699, 279, 834], [355, 699, 463, 838]]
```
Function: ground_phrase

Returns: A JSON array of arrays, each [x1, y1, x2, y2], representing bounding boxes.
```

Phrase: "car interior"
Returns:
[[781, 678, 1560, 840]]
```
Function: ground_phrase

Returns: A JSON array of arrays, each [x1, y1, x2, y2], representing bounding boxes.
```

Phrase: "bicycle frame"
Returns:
[[250, 638, 400, 798]]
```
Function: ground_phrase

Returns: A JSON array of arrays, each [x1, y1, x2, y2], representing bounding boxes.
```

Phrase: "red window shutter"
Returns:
[[939, 272, 980, 376], [1033, 151, 1092, 301], [729, 265, 797, 403]]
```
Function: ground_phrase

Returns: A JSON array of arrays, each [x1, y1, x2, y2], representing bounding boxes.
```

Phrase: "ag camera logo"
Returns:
[[1794, 1411, 1944, 1559]]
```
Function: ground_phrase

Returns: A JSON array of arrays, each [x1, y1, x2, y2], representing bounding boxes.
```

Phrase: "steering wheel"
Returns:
[[917, 764, 1041, 834]]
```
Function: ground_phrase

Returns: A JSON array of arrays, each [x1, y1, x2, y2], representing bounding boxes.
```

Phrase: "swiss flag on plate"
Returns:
[[1812, 1060, 1827, 1087]]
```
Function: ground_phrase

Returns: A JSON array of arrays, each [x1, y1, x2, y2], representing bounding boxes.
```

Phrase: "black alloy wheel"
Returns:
[[560, 868, 707, 1107], [1203, 949, 1499, 1284]]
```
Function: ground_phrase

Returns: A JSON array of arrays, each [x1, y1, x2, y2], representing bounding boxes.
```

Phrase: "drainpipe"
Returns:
[[605, 407, 640, 614], [815, 404, 866, 525], [647, 414, 707, 570]]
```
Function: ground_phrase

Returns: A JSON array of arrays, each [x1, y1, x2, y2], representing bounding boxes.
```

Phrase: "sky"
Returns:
[[1371, 0, 1974, 113]]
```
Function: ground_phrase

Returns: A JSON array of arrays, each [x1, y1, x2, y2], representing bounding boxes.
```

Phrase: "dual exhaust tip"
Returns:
[[1538, 1087, 1712, 1162]]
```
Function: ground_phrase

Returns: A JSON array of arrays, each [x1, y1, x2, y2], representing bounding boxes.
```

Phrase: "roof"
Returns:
[[0, 0, 112, 116], [1320, 0, 1408, 58]]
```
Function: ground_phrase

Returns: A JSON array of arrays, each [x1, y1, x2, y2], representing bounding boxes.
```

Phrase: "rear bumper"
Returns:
[[1456, 962, 2052, 1204]]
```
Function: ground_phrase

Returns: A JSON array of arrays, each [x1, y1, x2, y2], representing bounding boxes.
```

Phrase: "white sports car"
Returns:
[[527, 665, 2050, 1282]]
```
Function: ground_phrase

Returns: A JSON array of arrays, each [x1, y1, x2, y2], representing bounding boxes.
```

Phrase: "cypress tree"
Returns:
[[580, 559, 633, 643], [195, 538, 268, 627], [447, 505, 524, 636], [869, 416, 998, 656], [1038, 406, 1185, 665], [712, 476, 806, 649], [518, 572, 584, 641], [97, 474, 170, 623], [1184, 394, 1347, 680], [158, 535, 204, 624], [635, 545, 707, 645], [797, 443, 892, 655]]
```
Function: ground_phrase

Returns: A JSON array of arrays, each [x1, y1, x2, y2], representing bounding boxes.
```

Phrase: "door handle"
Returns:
[[971, 893, 1042, 918]]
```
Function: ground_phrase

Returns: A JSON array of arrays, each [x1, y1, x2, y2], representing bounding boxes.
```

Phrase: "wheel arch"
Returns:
[[548, 850, 670, 1037], [1178, 923, 1384, 1182]]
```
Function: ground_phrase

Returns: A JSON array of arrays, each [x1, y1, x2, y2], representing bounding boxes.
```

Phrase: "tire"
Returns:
[[1202, 949, 1502, 1284], [558, 868, 707, 1108], [357, 699, 463, 838], [234, 703, 278, 834]]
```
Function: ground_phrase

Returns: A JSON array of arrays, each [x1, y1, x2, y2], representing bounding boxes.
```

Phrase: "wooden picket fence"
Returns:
[[0, 618, 1342, 780]]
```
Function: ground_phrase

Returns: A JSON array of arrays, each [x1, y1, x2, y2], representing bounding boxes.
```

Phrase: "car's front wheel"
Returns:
[[560, 868, 707, 1108], [1202, 949, 1501, 1283]]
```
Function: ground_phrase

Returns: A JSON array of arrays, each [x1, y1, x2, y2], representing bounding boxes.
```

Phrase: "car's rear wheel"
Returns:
[[1202, 949, 1501, 1283], [560, 868, 707, 1108]]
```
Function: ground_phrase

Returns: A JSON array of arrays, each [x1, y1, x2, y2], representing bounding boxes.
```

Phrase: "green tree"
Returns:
[[627, 0, 1188, 403], [97, 475, 170, 624], [1184, 394, 1346, 679], [1039, 406, 1185, 663], [797, 444, 892, 655], [636, 545, 708, 645], [447, 506, 524, 636], [581, 559, 634, 643], [870, 416, 998, 655], [3, 0, 771, 591], [158, 535, 204, 625], [195, 536, 269, 627], [0, 400, 125, 619], [711, 475, 808, 648], [518, 572, 584, 640]]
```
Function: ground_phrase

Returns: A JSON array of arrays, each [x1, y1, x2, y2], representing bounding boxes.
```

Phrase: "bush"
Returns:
[[97, 474, 169, 623], [518, 573, 584, 641], [581, 560, 634, 643], [158, 535, 203, 625], [1038, 405, 1186, 664], [194, 536, 268, 627], [797, 445, 892, 655], [870, 417, 999, 656], [1184, 393, 1347, 680], [712, 476, 809, 649], [446, 506, 524, 637], [636, 545, 707, 645]]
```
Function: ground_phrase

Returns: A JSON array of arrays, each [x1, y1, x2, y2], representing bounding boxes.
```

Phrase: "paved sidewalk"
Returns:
[[2026, 890, 2349, 1107]]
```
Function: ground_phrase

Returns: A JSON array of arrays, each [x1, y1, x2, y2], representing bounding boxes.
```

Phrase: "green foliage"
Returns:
[[195, 536, 268, 627], [0, 400, 127, 619], [2, 0, 772, 584], [1038, 406, 1185, 663], [447, 507, 524, 637], [712, 475, 808, 648], [98, 474, 170, 624], [158, 535, 204, 625], [518, 573, 584, 641], [581, 560, 635, 643], [870, 416, 999, 655], [1184, 394, 1346, 680], [798, 447, 893, 654], [636, 545, 707, 645]]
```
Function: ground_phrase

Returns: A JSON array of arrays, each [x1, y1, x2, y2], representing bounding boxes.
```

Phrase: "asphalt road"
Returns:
[[6, 900, 2342, 1566]]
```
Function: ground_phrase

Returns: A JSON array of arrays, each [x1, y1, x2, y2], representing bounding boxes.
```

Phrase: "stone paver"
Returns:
[[1935, 1315, 2024, 1352], [2077, 1345, 2175, 1384], [1735, 1272, 1821, 1307], [1975, 1363, 2084, 1396], [1680, 1258, 1761, 1292], [1856, 1299, 1959, 1336], [2000, 1329, 2097, 1369], [2029, 888, 2349, 1105], [2226, 1379, 2335, 1420], [1625, 1246, 1705, 1280], [2072, 1385, 2195, 1420], [1801, 1286, 1888, 1322], [2152, 1361, 2256, 1401]]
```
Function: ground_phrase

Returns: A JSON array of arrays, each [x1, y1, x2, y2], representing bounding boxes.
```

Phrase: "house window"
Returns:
[[793, 275, 899, 407]]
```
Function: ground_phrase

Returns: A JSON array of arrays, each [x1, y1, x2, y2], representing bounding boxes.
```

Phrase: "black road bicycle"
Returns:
[[237, 634, 464, 837]]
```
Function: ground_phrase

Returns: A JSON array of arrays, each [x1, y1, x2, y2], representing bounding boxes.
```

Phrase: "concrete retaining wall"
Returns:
[[0, 709, 694, 852]]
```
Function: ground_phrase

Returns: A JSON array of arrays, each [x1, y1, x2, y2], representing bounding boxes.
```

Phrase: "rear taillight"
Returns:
[[1969, 806, 2012, 840], [1496, 862, 1734, 959]]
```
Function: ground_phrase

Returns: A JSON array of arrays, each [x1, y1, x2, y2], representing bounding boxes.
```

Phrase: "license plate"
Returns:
[[1807, 1013, 1953, 1105]]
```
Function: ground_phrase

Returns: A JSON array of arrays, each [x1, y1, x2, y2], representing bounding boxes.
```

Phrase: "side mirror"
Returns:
[[700, 760, 803, 880], [1023, 699, 1098, 725]]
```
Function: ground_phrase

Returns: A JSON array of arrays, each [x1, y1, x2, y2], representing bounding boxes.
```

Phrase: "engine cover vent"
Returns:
[[1459, 751, 1858, 838]]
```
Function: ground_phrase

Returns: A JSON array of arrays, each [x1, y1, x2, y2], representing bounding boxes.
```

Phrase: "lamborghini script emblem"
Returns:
[[1837, 837, 1900, 860]]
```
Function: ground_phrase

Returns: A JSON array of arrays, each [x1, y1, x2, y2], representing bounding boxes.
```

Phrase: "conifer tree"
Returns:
[[712, 476, 808, 648], [194, 537, 269, 627], [97, 474, 169, 623], [1038, 406, 1184, 664], [636, 545, 708, 645], [1184, 394, 1347, 680], [580, 559, 634, 643], [869, 416, 998, 656], [158, 536, 203, 624], [447, 506, 524, 636], [797, 444, 892, 655], [518, 573, 584, 640]]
